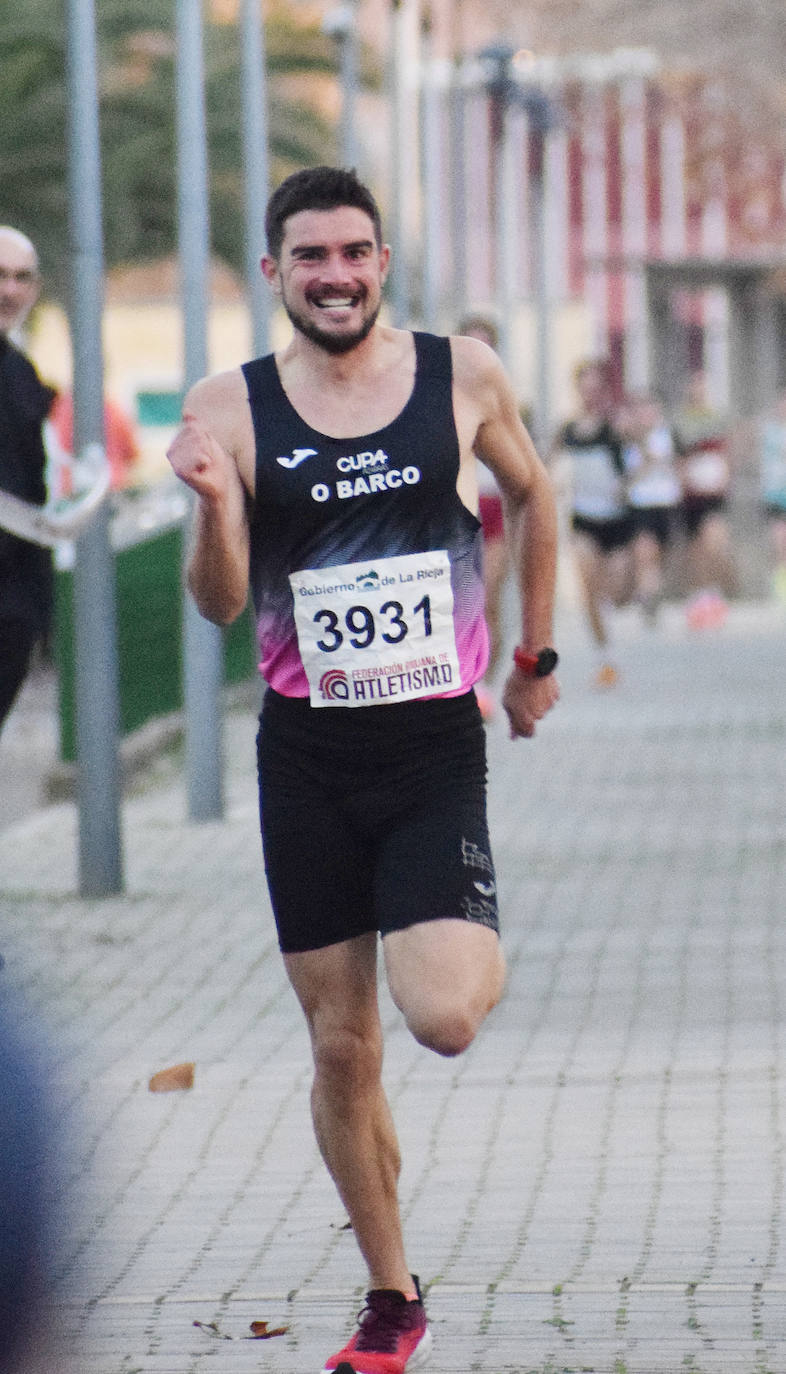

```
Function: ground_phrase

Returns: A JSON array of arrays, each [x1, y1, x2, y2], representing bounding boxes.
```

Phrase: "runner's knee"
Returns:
[[312, 1022, 383, 1097], [387, 925, 505, 1056], [406, 1003, 478, 1057], [404, 983, 503, 1057]]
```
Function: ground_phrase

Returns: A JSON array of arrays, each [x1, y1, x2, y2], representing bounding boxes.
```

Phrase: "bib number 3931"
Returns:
[[289, 550, 460, 707]]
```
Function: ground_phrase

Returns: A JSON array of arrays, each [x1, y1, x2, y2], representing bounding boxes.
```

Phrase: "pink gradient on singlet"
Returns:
[[256, 584, 490, 702]]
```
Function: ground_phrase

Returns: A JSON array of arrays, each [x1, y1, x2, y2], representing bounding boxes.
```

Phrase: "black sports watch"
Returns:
[[513, 645, 559, 678]]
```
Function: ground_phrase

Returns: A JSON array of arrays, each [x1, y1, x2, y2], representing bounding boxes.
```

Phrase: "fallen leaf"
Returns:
[[193, 1320, 230, 1340], [149, 1062, 195, 1093], [248, 1320, 289, 1339]]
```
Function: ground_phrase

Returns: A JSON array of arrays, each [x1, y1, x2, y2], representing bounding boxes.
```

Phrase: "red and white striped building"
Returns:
[[219, 0, 786, 426], [360, 18, 786, 428], [537, 65, 786, 405]]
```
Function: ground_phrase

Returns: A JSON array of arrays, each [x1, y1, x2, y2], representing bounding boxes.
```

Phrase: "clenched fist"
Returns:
[[166, 410, 235, 506]]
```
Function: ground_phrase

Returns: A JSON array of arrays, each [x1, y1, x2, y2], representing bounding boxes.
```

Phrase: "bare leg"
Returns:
[[689, 511, 737, 597], [632, 529, 664, 616], [604, 545, 635, 608], [383, 918, 506, 1058], [284, 934, 413, 1295], [572, 535, 609, 648], [771, 515, 786, 599], [285, 922, 504, 1293], [771, 514, 786, 568]]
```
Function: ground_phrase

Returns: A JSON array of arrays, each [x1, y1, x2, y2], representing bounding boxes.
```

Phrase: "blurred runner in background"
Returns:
[[550, 358, 633, 688], [620, 391, 681, 625], [756, 385, 786, 605], [48, 389, 140, 494], [672, 369, 737, 628]]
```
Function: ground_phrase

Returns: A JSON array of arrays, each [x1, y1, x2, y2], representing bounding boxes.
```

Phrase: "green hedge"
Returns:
[[55, 523, 256, 762]]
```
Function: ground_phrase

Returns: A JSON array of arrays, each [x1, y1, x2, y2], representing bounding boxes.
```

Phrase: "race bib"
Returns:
[[289, 550, 460, 707]]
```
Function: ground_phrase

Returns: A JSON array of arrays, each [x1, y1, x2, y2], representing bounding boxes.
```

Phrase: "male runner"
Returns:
[[621, 391, 681, 623], [672, 369, 737, 627], [757, 385, 786, 603], [167, 166, 560, 1374], [550, 358, 633, 687]]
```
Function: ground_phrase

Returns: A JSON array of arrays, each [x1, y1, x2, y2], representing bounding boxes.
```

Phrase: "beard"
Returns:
[[281, 291, 382, 355]]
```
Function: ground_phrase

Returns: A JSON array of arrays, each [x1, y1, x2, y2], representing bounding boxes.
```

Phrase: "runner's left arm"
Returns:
[[455, 339, 560, 739]]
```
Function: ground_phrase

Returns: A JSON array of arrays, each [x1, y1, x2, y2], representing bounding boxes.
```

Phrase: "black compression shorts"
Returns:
[[256, 688, 499, 954], [571, 512, 635, 552], [631, 505, 675, 548], [681, 494, 728, 537]]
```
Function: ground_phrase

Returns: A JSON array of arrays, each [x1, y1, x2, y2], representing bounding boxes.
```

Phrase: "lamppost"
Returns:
[[66, 0, 124, 896], [387, 0, 409, 326], [521, 71, 559, 452], [240, 0, 271, 357], [478, 43, 519, 373], [176, 0, 224, 823], [478, 43, 558, 447], [420, 19, 450, 329], [322, 0, 360, 169]]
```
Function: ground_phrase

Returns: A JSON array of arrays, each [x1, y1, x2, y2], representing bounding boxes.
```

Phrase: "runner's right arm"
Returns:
[[166, 372, 253, 625]]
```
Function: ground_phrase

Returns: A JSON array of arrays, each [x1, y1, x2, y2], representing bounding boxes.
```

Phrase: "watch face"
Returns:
[[536, 648, 559, 677]]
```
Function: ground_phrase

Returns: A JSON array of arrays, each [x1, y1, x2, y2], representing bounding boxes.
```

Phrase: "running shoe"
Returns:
[[685, 589, 728, 630], [322, 1277, 431, 1374]]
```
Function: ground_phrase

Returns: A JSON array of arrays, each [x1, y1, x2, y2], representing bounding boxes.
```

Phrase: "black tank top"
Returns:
[[242, 331, 488, 700]]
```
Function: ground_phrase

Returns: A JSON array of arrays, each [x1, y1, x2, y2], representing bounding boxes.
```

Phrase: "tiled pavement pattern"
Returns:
[[2, 601, 785, 1374]]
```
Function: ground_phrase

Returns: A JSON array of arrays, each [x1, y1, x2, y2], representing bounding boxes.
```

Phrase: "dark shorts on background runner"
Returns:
[[631, 506, 675, 548], [681, 494, 728, 538], [257, 688, 499, 953], [571, 512, 635, 553]]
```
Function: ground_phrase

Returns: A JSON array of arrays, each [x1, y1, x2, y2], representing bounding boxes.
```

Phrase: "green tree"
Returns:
[[0, 0, 341, 300]]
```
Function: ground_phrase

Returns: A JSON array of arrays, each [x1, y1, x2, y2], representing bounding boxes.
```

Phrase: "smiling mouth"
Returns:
[[313, 295, 360, 310]]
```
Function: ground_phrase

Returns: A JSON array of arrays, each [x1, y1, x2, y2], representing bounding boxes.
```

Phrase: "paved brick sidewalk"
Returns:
[[2, 601, 785, 1374]]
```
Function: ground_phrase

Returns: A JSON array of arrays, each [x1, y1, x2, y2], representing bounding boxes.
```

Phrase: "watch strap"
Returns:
[[513, 645, 559, 678]]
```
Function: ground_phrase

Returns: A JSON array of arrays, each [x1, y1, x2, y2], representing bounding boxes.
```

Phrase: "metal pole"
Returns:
[[65, 0, 124, 897], [531, 132, 551, 451], [481, 44, 517, 372], [323, 2, 359, 171], [388, 0, 408, 326], [420, 47, 442, 330], [448, 66, 468, 324], [492, 95, 515, 372], [339, 6, 359, 169], [176, 0, 224, 822], [240, 0, 271, 357]]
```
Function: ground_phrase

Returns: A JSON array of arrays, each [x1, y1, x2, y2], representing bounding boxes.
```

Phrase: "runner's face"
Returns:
[[0, 234, 40, 336], [265, 207, 389, 355]]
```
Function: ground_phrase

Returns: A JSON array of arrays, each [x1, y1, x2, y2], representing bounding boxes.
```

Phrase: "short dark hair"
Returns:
[[265, 166, 383, 260]]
